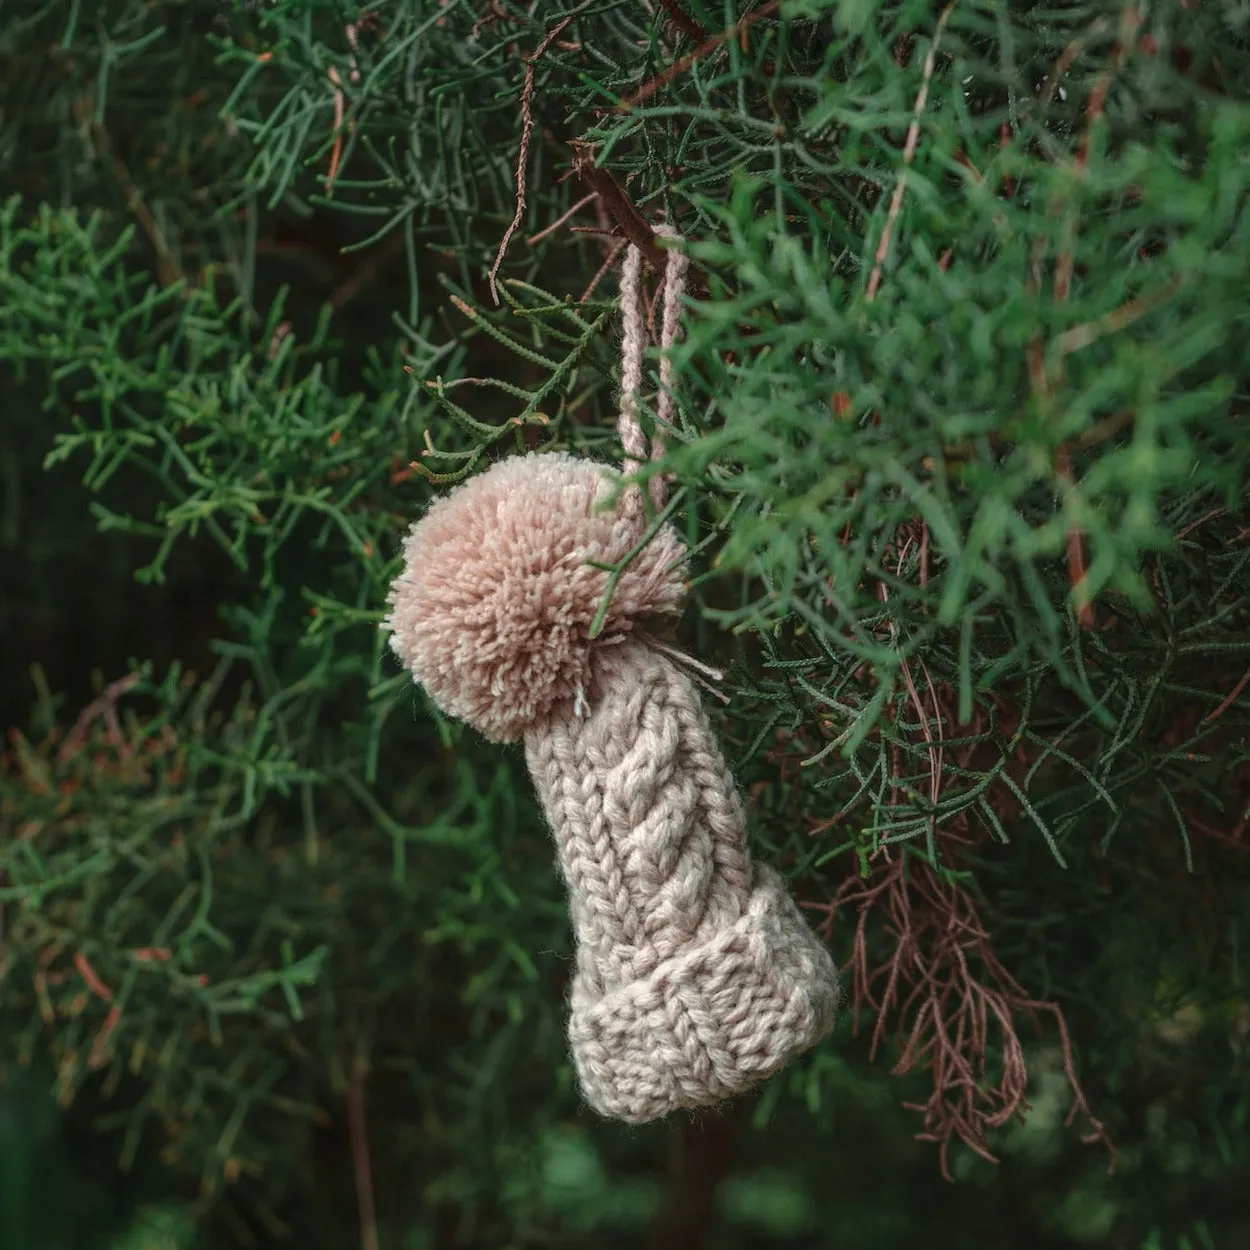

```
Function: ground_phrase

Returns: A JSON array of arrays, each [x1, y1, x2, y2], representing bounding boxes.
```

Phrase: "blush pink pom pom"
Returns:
[[384, 451, 687, 743]]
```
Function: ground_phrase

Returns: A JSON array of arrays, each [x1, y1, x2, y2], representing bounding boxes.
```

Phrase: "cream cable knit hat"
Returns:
[[385, 235, 839, 1122]]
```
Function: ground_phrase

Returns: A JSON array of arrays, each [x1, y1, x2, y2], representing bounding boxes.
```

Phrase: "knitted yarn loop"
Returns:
[[385, 233, 840, 1122]]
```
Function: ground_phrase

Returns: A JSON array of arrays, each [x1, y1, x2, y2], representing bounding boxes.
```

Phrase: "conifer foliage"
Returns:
[[1, 1, 1248, 1247]]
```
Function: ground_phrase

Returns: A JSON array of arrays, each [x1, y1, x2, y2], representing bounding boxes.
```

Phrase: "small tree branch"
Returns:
[[654, 0, 708, 41], [347, 1052, 380, 1250], [489, 6, 589, 303], [865, 3, 955, 302], [569, 143, 666, 272], [619, 0, 781, 111], [568, 143, 709, 298]]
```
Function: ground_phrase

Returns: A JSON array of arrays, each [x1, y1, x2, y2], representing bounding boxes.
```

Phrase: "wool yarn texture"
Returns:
[[385, 234, 839, 1123]]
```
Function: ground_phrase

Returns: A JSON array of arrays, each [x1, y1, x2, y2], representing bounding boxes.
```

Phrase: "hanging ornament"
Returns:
[[385, 229, 839, 1123]]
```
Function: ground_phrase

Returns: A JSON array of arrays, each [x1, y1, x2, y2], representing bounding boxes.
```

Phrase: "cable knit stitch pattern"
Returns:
[[526, 639, 839, 1122]]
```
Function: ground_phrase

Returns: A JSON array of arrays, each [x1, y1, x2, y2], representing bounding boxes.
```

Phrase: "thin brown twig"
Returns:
[[592, 179, 616, 247], [1056, 446, 1095, 628], [924, 409, 1135, 465], [1055, 275, 1183, 355], [918, 654, 944, 808], [74, 951, 114, 1001], [325, 65, 347, 191], [817, 849, 1112, 1179], [618, 0, 781, 111], [999, 122, 1016, 198], [1053, 84, 1107, 300], [1073, 408, 1134, 449], [59, 672, 141, 763], [1042, 7, 1143, 630], [1200, 667, 1250, 729], [88, 122, 184, 288], [527, 191, 598, 245], [569, 142, 669, 274], [654, 0, 709, 42], [899, 657, 940, 815], [1040, 16, 1113, 107], [347, 1052, 380, 1250], [865, 3, 956, 302], [1176, 506, 1226, 541], [565, 155, 713, 301], [878, 547, 944, 820], [471, 0, 522, 40], [489, 7, 588, 304], [88, 1004, 123, 1071], [325, 21, 369, 192], [1054, 7, 1142, 308], [579, 237, 628, 303]]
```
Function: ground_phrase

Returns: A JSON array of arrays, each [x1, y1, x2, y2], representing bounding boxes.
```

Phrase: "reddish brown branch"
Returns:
[[1040, 16, 1112, 107], [1201, 666, 1250, 729], [74, 951, 114, 1001], [88, 1004, 123, 1071], [816, 851, 1112, 1179], [347, 1054, 380, 1250], [619, 0, 781, 111], [568, 145, 711, 301], [568, 143, 667, 273], [1055, 276, 1184, 356], [655, 0, 709, 42], [578, 237, 628, 303], [866, 3, 955, 302], [59, 672, 141, 764], [323, 21, 368, 194], [1030, 8, 1146, 630], [527, 191, 598, 245], [1056, 446, 1095, 629], [325, 65, 347, 192]]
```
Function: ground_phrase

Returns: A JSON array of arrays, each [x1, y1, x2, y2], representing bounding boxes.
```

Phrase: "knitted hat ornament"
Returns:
[[385, 229, 840, 1124]]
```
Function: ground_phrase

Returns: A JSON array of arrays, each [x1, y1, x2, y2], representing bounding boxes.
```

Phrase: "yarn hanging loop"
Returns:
[[384, 227, 840, 1123], [617, 225, 689, 518]]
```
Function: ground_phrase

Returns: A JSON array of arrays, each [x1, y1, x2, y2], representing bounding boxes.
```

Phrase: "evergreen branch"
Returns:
[[865, 3, 955, 303], [1054, 276, 1185, 357], [569, 141, 668, 274], [618, 0, 781, 111], [450, 295, 561, 370], [1033, 5, 1146, 629], [654, 0, 709, 43]]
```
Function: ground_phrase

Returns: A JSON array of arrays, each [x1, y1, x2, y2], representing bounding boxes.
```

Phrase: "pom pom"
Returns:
[[385, 451, 687, 742]]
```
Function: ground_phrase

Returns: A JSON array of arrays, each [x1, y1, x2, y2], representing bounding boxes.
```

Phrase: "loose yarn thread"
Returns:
[[384, 230, 840, 1123]]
